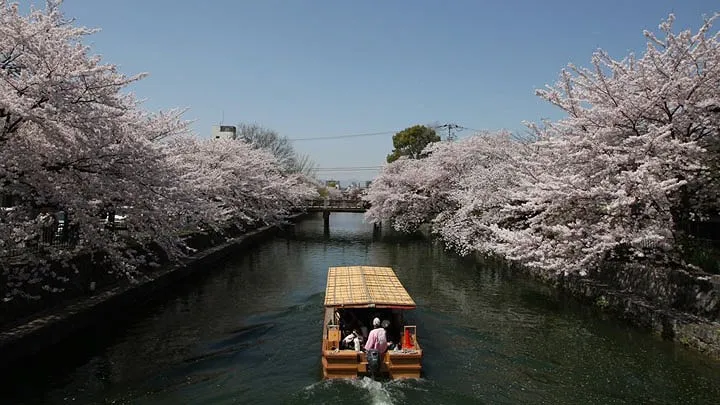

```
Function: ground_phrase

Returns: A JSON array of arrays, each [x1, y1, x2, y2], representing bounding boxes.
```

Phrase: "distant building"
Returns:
[[212, 125, 237, 140]]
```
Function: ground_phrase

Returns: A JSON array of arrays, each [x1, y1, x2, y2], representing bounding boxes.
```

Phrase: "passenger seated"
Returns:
[[342, 329, 363, 351], [342, 329, 354, 349]]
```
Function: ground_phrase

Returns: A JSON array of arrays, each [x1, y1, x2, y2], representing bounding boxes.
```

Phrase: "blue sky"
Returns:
[[37, 0, 719, 182]]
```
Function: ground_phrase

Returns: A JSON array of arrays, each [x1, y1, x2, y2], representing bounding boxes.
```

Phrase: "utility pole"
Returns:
[[436, 123, 462, 141]]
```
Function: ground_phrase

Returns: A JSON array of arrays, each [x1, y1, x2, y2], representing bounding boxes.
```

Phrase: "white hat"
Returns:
[[373, 317, 381, 327]]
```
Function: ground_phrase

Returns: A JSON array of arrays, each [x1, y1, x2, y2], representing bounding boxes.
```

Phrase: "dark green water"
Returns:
[[2, 213, 720, 404]]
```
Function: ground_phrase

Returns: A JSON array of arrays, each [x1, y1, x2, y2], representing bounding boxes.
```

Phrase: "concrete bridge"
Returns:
[[302, 198, 367, 213], [301, 199, 378, 229]]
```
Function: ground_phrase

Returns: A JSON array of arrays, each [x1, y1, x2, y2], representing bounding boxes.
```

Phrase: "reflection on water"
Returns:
[[2, 212, 720, 404]]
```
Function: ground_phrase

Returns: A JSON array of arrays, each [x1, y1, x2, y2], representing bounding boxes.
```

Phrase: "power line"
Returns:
[[286, 125, 486, 142], [288, 130, 398, 142], [434, 123, 465, 141]]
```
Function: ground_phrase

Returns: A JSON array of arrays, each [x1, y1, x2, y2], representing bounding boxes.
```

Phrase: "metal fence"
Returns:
[[1, 221, 79, 259]]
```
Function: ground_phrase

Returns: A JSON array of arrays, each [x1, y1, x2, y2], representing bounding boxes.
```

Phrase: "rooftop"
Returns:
[[323, 266, 416, 309]]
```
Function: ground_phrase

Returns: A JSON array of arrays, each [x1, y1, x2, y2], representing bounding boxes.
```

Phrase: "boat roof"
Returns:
[[323, 266, 416, 309]]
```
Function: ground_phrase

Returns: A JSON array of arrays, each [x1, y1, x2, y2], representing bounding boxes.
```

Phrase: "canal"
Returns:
[[2, 213, 720, 404]]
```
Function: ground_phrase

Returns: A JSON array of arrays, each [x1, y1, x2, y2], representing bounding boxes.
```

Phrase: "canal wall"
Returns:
[[556, 265, 720, 359], [398, 223, 720, 359], [0, 214, 308, 368], [470, 250, 720, 359]]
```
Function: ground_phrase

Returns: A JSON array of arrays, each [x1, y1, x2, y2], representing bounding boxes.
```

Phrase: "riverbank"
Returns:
[[557, 268, 720, 359], [0, 214, 307, 368], [469, 249, 720, 360]]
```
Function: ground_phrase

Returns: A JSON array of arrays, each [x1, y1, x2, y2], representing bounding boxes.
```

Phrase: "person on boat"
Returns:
[[342, 329, 363, 351], [349, 315, 367, 341], [364, 317, 388, 354], [381, 319, 398, 350], [341, 329, 353, 349]]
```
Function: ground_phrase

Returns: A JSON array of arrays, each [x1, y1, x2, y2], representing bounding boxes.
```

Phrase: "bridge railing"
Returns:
[[302, 199, 367, 209]]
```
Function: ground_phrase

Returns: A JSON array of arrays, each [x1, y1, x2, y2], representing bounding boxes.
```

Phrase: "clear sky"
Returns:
[[38, 0, 719, 183]]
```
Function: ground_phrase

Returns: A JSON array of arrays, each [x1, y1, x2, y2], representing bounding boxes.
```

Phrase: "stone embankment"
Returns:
[[464, 236, 720, 359], [428, 225, 720, 359], [557, 264, 720, 359], [0, 215, 306, 367]]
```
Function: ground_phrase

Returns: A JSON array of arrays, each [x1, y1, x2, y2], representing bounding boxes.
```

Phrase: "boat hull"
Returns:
[[321, 308, 422, 379], [322, 348, 423, 379]]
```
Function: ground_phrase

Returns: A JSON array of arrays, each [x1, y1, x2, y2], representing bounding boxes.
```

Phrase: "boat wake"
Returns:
[[300, 377, 429, 405], [348, 377, 395, 405]]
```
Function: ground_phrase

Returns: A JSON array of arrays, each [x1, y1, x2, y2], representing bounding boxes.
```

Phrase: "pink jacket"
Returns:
[[364, 327, 388, 353]]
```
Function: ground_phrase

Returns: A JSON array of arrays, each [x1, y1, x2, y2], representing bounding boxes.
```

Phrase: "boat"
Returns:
[[321, 266, 422, 379]]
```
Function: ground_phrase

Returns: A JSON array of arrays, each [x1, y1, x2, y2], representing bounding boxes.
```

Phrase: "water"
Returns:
[[2, 213, 720, 404]]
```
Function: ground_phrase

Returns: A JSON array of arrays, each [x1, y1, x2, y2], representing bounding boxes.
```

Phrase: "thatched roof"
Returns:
[[324, 266, 416, 309]]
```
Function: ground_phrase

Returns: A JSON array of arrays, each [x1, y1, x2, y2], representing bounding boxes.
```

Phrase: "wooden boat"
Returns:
[[321, 266, 422, 379]]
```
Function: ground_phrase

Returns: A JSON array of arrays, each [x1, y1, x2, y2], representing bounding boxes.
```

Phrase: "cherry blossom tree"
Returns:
[[364, 157, 440, 232], [163, 137, 317, 230], [487, 14, 720, 276], [325, 185, 342, 199], [365, 131, 522, 233], [0, 1, 315, 300], [0, 1, 199, 298], [430, 132, 531, 256], [366, 14, 719, 279]]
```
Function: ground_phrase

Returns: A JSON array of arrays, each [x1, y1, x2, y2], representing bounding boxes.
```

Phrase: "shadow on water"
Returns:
[[2, 212, 720, 404]]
